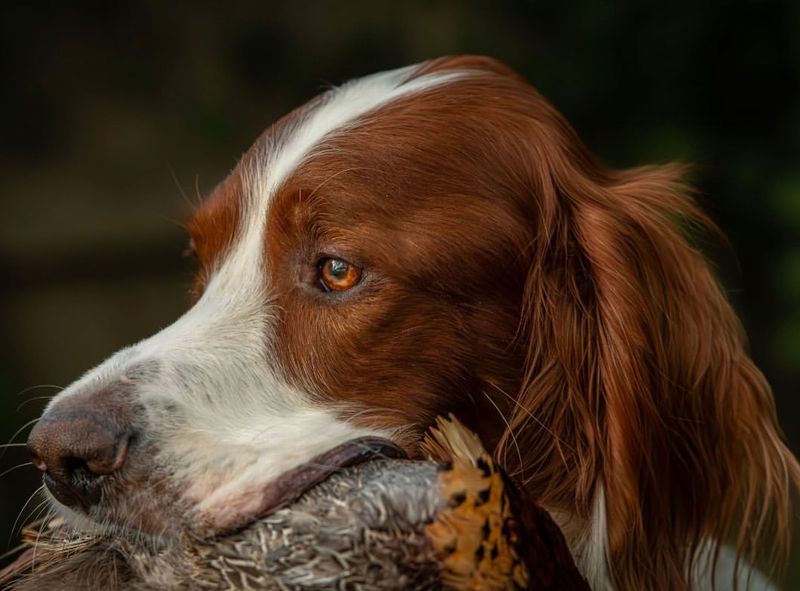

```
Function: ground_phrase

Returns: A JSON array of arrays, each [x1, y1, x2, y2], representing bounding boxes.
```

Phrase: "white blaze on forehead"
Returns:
[[247, 63, 471, 221], [45, 61, 473, 530]]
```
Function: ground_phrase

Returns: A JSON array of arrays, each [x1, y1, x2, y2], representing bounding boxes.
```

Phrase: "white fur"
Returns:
[[555, 487, 777, 590], [46, 62, 473, 530], [693, 543, 777, 591], [577, 486, 613, 591]]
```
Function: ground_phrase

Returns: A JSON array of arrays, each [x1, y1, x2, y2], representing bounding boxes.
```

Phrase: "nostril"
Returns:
[[63, 456, 104, 506], [65, 456, 93, 479], [84, 433, 132, 476]]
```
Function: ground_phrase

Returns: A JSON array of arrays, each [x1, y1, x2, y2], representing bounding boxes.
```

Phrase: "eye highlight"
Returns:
[[318, 257, 362, 292]]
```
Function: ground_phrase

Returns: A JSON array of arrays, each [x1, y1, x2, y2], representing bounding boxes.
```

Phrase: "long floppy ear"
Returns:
[[498, 128, 800, 589]]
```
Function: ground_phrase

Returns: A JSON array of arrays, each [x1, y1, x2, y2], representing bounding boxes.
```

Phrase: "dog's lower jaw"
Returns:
[[45, 490, 185, 545]]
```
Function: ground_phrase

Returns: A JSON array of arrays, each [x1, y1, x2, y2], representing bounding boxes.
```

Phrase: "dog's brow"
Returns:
[[241, 65, 473, 246]]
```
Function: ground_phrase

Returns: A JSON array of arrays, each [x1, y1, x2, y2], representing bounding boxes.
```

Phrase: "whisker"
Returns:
[[349, 438, 408, 462], [10, 486, 47, 544], [194, 174, 203, 206], [5, 418, 40, 444], [307, 166, 375, 201], [25, 501, 53, 544], [0, 462, 33, 480], [491, 383, 576, 454], [26, 508, 52, 569], [1, 417, 41, 460], [482, 391, 525, 480], [16, 396, 54, 412], [15, 384, 62, 398], [342, 405, 408, 425], [0, 542, 29, 563], [169, 165, 202, 210]]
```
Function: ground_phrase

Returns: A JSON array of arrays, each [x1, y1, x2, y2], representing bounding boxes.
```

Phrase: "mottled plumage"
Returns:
[[1, 418, 589, 590]]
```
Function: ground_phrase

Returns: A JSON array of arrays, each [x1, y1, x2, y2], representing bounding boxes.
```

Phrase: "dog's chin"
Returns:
[[47, 436, 407, 541], [44, 473, 189, 541]]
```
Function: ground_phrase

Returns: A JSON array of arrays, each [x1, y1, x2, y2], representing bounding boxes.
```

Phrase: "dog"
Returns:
[[25, 56, 798, 590]]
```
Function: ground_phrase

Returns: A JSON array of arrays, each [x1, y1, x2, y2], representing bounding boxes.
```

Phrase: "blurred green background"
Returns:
[[1, 0, 798, 585]]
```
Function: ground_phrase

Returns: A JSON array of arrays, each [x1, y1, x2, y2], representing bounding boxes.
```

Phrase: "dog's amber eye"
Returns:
[[319, 257, 361, 292]]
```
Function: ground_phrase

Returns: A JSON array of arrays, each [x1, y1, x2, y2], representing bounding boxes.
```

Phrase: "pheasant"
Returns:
[[0, 416, 590, 590]]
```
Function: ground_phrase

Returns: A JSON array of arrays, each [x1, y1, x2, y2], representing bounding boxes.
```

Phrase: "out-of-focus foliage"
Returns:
[[0, 0, 797, 584]]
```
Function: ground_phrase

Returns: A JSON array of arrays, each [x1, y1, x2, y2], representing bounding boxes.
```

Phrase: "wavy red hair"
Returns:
[[490, 101, 799, 588]]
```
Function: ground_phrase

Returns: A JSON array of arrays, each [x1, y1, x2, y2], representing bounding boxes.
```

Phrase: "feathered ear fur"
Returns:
[[496, 117, 799, 590]]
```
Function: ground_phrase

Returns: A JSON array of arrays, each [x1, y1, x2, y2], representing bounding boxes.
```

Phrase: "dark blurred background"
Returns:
[[1, 0, 798, 584]]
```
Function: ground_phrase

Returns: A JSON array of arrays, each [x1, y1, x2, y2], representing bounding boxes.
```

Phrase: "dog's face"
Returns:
[[26, 57, 532, 537]]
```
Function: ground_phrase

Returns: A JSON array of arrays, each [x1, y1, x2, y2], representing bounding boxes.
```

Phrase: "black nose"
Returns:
[[27, 404, 132, 510]]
